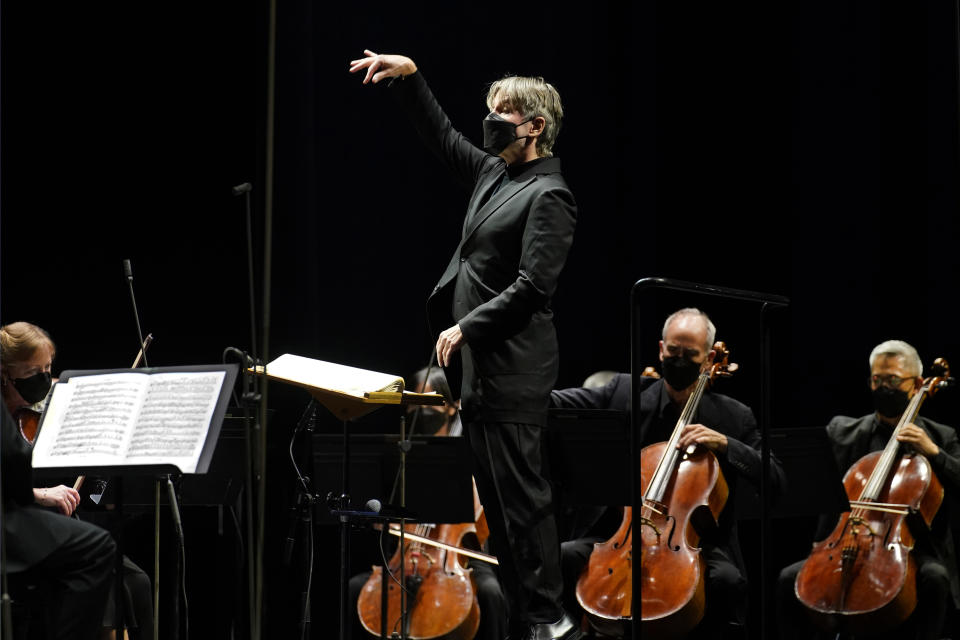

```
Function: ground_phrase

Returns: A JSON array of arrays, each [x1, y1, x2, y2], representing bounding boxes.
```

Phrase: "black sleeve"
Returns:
[[390, 71, 495, 191], [721, 403, 788, 502], [550, 375, 620, 410], [928, 421, 960, 496], [458, 186, 577, 344], [2, 406, 35, 507]]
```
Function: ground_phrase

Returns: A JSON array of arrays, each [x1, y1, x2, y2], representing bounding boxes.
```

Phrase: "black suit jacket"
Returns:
[[825, 413, 960, 607], [2, 404, 74, 573], [551, 373, 787, 574], [392, 71, 577, 426]]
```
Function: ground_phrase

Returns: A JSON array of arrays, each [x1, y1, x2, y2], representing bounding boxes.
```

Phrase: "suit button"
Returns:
[[459, 258, 466, 263]]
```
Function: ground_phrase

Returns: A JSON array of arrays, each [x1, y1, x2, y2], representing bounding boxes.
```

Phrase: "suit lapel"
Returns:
[[462, 174, 537, 245]]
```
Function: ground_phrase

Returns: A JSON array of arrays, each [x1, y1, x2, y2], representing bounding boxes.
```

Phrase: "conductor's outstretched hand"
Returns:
[[349, 49, 417, 84]]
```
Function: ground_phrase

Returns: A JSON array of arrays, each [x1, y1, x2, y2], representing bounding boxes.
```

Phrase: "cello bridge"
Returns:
[[847, 516, 878, 538], [639, 516, 661, 540]]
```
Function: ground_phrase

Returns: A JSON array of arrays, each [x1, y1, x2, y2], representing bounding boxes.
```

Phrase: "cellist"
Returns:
[[550, 308, 786, 638], [777, 340, 960, 640], [348, 365, 509, 640]]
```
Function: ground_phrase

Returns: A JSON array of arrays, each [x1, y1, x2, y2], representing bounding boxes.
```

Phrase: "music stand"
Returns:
[[735, 426, 850, 520], [252, 356, 444, 640], [31, 363, 238, 640], [312, 434, 474, 525]]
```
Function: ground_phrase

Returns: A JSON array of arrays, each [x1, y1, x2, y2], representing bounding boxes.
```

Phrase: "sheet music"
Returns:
[[33, 370, 227, 474], [47, 374, 141, 457], [127, 372, 225, 467], [261, 353, 403, 397]]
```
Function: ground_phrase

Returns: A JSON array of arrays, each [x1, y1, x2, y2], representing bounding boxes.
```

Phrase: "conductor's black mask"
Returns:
[[482, 112, 531, 155]]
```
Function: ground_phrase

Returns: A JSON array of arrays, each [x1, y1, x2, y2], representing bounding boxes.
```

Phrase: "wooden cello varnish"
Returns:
[[795, 359, 952, 635], [356, 482, 489, 640], [575, 343, 736, 638]]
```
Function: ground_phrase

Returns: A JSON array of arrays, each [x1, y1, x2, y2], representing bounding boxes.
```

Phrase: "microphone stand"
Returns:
[[232, 181, 265, 640], [284, 399, 317, 640], [123, 259, 171, 640]]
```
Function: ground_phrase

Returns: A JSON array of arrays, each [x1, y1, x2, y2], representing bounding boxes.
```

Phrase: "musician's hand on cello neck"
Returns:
[[34, 484, 80, 516], [898, 423, 940, 457], [676, 423, 728, 454]]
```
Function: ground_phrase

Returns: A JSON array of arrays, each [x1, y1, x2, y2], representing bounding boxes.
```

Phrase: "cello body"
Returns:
[[357, 521, 481, 640], [795, 450, 942, 634], [576, 436, 728, 637]]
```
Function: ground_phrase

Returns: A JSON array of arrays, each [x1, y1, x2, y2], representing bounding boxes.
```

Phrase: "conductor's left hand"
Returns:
[[349, 49, 417, 84], [436, 325, 464, 367]]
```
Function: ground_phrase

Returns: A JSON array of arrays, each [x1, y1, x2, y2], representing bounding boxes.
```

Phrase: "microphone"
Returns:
[[123, 259, 133, 282], [364, 498, 417, 519], [166, 476, 184, 543], [232, 182, 252, 196]]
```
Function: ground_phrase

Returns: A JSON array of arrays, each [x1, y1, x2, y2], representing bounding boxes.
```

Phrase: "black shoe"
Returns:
[[521, 612, 583, 640]]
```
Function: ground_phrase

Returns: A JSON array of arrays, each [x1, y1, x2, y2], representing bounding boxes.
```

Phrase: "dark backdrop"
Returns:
[[1, 1, 957, 638]]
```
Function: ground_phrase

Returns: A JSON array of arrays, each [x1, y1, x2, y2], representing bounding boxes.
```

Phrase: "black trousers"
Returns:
[[466, 421, 564, 633], [102, 555, 154, 640], [777, 555, 950, 640], [9, 508, 117, 640]]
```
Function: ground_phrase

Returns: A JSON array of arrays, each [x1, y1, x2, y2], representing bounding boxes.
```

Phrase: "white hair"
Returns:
[[869, 340, 923, 377], [662, 308, 716, 353], [582, 370, 618, 389]]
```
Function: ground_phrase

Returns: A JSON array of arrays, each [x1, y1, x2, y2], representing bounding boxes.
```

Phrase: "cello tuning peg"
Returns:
[[726, 363, 739, 373]]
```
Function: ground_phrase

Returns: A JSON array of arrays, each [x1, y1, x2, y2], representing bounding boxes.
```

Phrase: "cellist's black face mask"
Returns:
[[12, 370, 52, 405], [872, 386, 910, 418], [408, 408, 447, 435], [661, 357, 702, 391], [482, 112, 531, 155]]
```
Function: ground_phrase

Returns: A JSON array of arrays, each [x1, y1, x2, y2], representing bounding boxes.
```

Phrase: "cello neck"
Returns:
[[862, 380, 934, 502], [645, 373, 710, 505]]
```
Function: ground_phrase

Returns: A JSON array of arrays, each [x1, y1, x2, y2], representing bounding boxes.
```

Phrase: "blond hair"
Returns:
[[486, 75, 564, 157], [0, 322, 55, 369]]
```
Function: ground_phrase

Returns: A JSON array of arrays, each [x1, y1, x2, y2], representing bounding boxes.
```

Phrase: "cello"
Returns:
[[795, 358, 952, 635], [356, 482, 491, 640], [575, 342, 737, 638]]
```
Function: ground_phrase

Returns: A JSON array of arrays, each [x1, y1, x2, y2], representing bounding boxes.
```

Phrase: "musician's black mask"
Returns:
[[872, 386, 910, 418], [12, 370, 51, 405], [409, 408, 447, 435], [482, 112, 532, 155], [661, 357, 702, 391]]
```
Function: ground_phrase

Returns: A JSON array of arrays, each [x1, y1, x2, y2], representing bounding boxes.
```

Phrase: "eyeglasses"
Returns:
[[870, 374, 912, 388]]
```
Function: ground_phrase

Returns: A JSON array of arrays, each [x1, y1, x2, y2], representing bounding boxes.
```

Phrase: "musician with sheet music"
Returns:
[[1, 321, 154, 640], [1, 321, 116, 639]]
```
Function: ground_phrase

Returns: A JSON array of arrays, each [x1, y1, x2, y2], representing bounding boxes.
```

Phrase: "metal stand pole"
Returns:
[[339, 418, 351, 640]]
